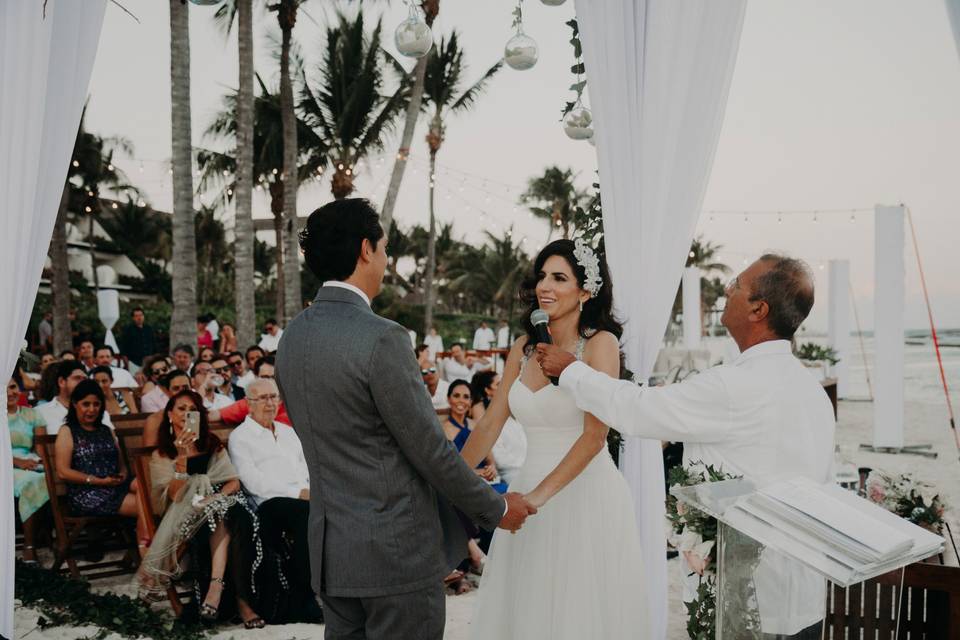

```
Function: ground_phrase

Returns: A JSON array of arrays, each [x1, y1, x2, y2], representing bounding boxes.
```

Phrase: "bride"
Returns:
[[461, 239, 647, 639]]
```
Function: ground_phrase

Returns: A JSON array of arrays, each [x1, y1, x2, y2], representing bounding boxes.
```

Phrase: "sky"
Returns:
[[84, 0, 960, 332]]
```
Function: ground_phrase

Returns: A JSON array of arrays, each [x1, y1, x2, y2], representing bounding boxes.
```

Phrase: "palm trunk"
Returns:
[[50, 183, 73, 354], [380, 0, 439, 235], [88, 213, 99, 292], [169, 0, 198, 350], [278, 0, 300, 324], [234, 0, 256, 348], [269, 182, 285, 324], [423, 150, 438, 335]]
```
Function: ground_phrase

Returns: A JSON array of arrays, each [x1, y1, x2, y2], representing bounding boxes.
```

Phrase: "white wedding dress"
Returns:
[[470, 347, 648, 639]]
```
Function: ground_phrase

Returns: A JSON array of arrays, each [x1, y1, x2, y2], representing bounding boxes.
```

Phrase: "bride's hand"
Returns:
[[476, 464, 497, 482], [523, 491, 545, 509]]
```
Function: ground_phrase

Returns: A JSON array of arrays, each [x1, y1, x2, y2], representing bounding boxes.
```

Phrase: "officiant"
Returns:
[[537, 254, 835, 640]]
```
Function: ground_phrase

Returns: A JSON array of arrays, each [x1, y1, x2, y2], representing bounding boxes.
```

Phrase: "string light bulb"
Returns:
[[72, 160, 80, 168], [107, 164, 114, 171]]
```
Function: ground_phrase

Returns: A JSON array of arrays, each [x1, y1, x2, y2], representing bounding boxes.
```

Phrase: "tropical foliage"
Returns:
[[520, 166, 588, 241]]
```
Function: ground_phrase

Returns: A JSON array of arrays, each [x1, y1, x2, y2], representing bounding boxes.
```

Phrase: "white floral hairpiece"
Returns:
[[573, 237, 603, 297]]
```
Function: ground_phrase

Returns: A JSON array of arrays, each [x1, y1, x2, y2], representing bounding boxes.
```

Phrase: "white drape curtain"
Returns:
[[947, 0, 960, 59], [573, 2, 746, 637], [0, 1, 107, 636]]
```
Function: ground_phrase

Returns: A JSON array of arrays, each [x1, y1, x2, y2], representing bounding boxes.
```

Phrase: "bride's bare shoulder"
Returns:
[[584, 331, 620, 361]]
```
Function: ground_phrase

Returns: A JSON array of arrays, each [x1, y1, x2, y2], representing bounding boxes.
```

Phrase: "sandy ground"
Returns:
[[13, 396, 959, 639]]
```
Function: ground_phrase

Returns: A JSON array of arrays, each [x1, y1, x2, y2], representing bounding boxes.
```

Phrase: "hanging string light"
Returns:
[[504, 1, 538, 70]]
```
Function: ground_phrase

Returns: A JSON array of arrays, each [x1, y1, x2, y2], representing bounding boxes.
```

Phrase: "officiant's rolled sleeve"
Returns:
[[560, 360, 733, 443]]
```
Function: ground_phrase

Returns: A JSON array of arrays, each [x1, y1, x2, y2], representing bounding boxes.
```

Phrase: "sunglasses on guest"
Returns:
[[420, 367, 437, 376]]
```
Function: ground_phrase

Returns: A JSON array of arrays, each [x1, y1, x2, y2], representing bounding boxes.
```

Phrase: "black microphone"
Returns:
[[530, 309, 558, 385]]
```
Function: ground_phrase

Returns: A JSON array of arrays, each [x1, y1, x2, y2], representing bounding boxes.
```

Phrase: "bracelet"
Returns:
[[173, 471, 189, 481], [85, 475, 92, 485]]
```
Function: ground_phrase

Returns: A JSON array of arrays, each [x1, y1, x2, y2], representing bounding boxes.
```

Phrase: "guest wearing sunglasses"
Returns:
[[210, 356, 245, 401], [421, 365, 449, 410]]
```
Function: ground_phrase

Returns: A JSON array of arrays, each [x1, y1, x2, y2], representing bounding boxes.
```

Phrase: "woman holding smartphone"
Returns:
[[136, 389, 265, 628]]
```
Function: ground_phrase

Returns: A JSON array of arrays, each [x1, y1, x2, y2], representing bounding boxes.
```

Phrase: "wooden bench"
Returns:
[[825, 562, 960, 638]]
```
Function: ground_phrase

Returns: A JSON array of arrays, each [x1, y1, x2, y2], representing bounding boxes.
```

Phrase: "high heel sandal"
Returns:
[[21, 545, 38, 566], [243, 616, 266, 629], [200, 576, 226, 622]]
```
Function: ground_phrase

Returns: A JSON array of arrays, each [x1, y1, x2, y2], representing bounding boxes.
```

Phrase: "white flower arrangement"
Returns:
[[573, 237, 603, 297]]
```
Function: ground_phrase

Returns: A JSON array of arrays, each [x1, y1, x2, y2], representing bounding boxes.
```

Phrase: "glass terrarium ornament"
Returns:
[[563, 105, 594, 140], [395, 3, 433, 59], [541, 0, 567, 5], [505, 2, 538, 70]]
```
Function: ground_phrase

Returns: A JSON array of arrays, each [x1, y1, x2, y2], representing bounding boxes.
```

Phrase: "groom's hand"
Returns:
[[535, 343, 577, 379], [499, 492, 537, 532]]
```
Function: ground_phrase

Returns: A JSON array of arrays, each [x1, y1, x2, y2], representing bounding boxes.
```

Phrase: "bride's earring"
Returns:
[[579, 300, 584, 312]]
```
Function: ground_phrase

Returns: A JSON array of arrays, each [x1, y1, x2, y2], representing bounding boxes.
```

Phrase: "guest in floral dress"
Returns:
[[53, 379, 138, 518], [8, 377, 49, 564]]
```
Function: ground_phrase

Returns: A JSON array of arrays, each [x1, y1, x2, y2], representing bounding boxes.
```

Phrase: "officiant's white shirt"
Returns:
[[560, 339, 836, 634]]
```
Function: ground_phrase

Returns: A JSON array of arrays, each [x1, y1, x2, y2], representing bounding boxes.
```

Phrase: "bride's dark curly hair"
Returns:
[[519, 239, 623, 349]]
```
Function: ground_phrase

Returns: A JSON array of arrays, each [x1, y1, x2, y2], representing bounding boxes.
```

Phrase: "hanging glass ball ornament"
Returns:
[[504, 32, 539, 70], [395, 5, 433, 59], [188, 0, 220, 5], [540, 0, 567, 5], [563, 106, 594, 140]]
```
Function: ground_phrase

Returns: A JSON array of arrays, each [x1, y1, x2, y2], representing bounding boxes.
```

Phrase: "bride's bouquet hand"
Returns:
[[476, 464, 497, 482]]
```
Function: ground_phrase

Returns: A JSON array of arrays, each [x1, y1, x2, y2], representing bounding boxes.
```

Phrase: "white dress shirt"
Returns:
[[228, 415, 311, 507], [236, 370, 255, 390], [496, 326, 510, 349], [206, 319, 220, 341], [110, 366, 138, 389], [140, 386, 169, 413], [559, 339, 835, 634], [443, 358, 476, 383], [423, 334, 444, 362], [258, 329, 284, 353], [473, 327, 496, 350], [201, 392, 234, 411], [429, 379, 450, 410], [37, 398, 114, 435]]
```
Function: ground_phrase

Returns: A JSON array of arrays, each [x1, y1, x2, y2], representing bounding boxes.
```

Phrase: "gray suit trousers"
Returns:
[[320, 583, 445, 640]]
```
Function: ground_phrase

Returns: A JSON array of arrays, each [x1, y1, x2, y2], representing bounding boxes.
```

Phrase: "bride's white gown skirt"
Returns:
[[470, 382, 648, 639]]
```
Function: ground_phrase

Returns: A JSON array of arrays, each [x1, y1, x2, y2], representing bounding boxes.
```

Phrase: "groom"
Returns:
[[276, 198, 536, 640]]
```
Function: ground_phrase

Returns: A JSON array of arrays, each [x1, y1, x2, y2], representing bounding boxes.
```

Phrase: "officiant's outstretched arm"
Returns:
[[536, 256, 834, 458]]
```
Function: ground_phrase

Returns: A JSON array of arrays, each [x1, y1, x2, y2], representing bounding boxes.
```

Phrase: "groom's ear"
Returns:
[[358, 237, 374, 264]]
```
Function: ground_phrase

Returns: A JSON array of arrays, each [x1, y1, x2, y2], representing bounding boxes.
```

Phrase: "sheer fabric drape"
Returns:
[[0, 1, 107, 635], [573, 2, 747, 637]]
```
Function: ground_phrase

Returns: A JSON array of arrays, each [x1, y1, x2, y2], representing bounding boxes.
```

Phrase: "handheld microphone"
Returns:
[[530, 309, 558, 385]]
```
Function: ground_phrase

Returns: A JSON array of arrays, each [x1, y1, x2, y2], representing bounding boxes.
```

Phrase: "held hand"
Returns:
[[535, 344, 577, 379], [298, 488, 310, 500], [13, 458, 38, 471], [174, 430, 198, 454], [498, 492, 538, 532], [476, 465, 497, 482]]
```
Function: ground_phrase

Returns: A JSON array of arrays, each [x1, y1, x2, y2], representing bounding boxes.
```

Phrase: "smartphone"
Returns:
[[185, 411, 200, 435]]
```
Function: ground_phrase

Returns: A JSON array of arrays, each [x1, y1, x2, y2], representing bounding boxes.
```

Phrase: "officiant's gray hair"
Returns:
[[750, 254, 814, 340]]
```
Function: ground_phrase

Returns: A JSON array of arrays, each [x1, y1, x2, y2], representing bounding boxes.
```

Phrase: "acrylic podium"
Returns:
[[671, 477, 944, 639]]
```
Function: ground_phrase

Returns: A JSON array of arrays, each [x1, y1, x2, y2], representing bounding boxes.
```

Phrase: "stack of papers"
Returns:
[[723, 477, 943, 586]]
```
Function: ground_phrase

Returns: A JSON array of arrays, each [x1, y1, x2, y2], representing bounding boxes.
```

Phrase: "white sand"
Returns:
[[14, 396, 959, 639]]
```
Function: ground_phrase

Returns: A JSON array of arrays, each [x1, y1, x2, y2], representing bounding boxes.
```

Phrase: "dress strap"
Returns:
[[575, 337, 587, 361]]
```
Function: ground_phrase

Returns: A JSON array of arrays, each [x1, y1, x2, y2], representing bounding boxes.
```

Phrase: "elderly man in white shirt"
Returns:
[[537, 254, 835, 640], [228, 378, 315, 610]]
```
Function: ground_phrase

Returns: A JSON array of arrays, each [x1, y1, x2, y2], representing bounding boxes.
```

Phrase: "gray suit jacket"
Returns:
[[275, 286, 505, 598]]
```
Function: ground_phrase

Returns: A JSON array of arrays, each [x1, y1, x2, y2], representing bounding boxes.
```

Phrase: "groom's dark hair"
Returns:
[[300, 198, 384, 282]]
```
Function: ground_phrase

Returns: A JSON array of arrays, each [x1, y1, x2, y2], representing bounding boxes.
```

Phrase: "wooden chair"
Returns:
[[825, 561, 960, 638], [34, 430, 138, 579]]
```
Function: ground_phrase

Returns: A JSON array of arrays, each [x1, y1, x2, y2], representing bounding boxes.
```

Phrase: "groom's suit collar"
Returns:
[[314, 283, 373, 311]]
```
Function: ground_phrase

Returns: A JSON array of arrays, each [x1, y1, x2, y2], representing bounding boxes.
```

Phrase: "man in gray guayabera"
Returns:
[[276, 199, 537, 640]]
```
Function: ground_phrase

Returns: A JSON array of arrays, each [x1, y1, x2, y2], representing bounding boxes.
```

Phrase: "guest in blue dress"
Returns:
[[441, 380, 506, 588], [54, 379, 138, 520], [8, 378, 49, 564]]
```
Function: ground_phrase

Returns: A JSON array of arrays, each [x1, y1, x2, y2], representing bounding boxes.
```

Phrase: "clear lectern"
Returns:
[[671, 477, 944, 639]]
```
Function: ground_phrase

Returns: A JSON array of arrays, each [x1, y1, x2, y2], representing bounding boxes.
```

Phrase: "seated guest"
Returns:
[[90, 366, 137, 415], [416, 344, 432, 370], [442, 343, 474, 382], [211, 356, 244, 401], [237, 346, 265, 389], [53, 380, 136, 518], [40, 353, 56, 371], [139, 354, 171, 412], [442, 380, 505, 579], [143, 371, 192, 447], [37, 360, 112, 434], [258, 319, 283, 353], [197, 346, 216, 364], [228, 379, 317, 618], [422, 365, 449, 410], [58, 350, 76, 361], [226, 351, 247, 388], [77, 340, 96, 373], [219, 324, 238, 355], [191, 361, 233, 411], [36, 360, 61, 404], [8, 377, 49, 564], [471, 371, 526, 486], [197, 318, 214, 352], [171, 343, 195, 375], [136, 390, 265, 628], [93, 345, 138, 389], [209, 356, 290, 426]]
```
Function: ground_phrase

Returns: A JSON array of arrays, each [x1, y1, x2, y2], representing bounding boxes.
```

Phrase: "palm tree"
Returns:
[[420, 31, 501, 334], [299, 10, 410, 199], [169, 0, 199, 350], [210, 0, 258, 347], [672, 236, 731, 333], [380, 0, 440, 235], [52, 109, 138, 352], [445, 228, 529, 321], [520, 166, 586, 241], [197, 75, 326, 323]]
